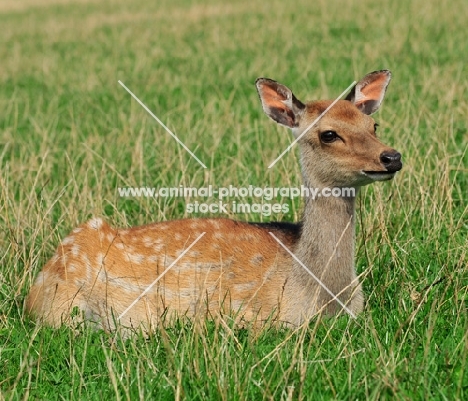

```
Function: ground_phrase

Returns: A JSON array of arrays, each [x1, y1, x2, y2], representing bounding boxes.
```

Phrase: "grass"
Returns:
[[0, 0, 467, 399]]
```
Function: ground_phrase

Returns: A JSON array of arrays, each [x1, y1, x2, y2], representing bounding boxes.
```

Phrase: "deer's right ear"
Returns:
[[255, 78, 305, 128]]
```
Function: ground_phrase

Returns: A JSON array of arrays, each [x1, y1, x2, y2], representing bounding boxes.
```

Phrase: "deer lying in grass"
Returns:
[[26, 70, 402, 331]]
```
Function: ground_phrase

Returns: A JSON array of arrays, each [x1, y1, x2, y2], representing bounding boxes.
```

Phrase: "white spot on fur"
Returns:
[[97, 268, 107, 282], [239, 233, 256, 241], [250, 254, 264, 265], [231, 300, 243, 312], [115, 242, 125, 250], [162, 257, 176, 267], [96, 252, 105, 266], [125, 253, 145, 264], [214, 232, 225, 240], [34, 270, 47, 285], [190, 221, 200, 229], [220, 257, 234, 268], [67, 263, 77, 273], [61, 236, 74, 246], [107, 276, 146, 293], [120, 244, 135, 254], [234, 282, 257, 293], [175, 233, 183, 241], [88, 217, 103, 230], [61, 254, 68, 265], [147, 255, 158, 263], [71, 244, 81, 257], [154, 244, 164, 252], [72, 227, 83, 234], [81, 254, 92, 280], [143, 236, 153, 247], [210, 220, 221, 229]]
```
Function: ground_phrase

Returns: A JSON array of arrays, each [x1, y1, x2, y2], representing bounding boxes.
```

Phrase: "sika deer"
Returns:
[[26, 70, 402, 331]]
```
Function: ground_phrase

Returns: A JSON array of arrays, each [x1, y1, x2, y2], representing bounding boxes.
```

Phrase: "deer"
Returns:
[[26, 70, 402, 332]]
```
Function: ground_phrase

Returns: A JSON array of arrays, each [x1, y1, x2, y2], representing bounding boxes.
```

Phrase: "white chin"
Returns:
[[362, 171, 396, 182]]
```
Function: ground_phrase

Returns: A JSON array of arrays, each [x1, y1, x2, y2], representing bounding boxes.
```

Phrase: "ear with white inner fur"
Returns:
[[255, 78, 305, 128], [345, 70, 392, 115]]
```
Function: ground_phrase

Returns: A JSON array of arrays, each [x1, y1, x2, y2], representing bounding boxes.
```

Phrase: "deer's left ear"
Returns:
[[346, 70, 391, 115]]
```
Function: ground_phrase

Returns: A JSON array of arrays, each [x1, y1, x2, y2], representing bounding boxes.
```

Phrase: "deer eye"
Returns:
[[320, 130, 338, 143]]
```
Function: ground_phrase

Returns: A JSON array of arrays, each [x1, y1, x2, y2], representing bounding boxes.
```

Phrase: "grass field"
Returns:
[[0, 0, 467, 399]]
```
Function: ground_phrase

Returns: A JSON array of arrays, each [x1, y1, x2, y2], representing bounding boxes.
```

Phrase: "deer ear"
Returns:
[[255, 78, 305, 128], [346, 70, 391, 115]]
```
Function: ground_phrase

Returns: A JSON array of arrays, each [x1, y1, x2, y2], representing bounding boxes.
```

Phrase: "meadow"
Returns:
[[0, 0, 467, 399]]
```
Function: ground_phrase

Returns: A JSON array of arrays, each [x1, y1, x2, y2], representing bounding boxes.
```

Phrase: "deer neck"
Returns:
[[287, 173, 360, 315], [298, 189, 357, 271]]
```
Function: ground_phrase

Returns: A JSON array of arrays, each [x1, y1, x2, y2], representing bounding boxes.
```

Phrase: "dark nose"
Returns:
[[380, 151, 402, 173]]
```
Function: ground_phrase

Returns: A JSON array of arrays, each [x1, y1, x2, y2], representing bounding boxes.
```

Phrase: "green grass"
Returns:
[[0, 0, 467, 399]]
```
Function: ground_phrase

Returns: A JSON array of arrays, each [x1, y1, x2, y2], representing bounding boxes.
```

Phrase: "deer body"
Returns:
[[26, 70, 402, 330]]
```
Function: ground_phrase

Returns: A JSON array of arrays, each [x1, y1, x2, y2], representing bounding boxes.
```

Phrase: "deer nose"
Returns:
[[380, 151, 402, 173]]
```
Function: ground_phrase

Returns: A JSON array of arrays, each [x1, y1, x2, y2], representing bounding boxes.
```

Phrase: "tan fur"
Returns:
[[26, 70, 402, 331]]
